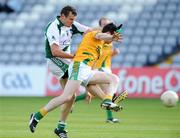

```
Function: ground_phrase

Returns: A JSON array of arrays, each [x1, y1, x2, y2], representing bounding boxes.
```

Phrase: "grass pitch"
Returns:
[[0, 97, 180, 138]]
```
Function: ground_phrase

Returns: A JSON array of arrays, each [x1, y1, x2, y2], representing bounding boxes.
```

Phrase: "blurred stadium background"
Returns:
[[0, 0, 180, 138], [0, 0, 179, 97]]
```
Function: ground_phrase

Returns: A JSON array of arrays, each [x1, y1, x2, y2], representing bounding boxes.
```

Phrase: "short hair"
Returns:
[[98, 17, 111, 27], [99, 17, 106, 26], [60, 5, 77, 17], [102, 23, 118, 35]]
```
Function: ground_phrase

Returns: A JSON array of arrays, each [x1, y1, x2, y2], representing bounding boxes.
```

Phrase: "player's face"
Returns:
[[61, 12, 76, 27]]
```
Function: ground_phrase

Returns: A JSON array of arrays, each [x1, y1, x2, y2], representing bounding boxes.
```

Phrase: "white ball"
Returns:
[[160, 90, 179, 107]]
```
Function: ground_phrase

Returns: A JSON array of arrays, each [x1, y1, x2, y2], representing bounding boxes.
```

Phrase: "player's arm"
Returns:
[[95, 32, 122, 42], [95, 32, 113, 42], [51, 44, 74, 59], [73, 21, 104, 35]]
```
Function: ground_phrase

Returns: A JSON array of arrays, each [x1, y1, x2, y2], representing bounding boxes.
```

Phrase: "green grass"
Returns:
[[0, 97, 180, 138]]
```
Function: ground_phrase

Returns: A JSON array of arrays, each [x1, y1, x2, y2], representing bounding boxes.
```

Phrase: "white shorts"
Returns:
[[68, 61, 96, 86], [47, 58, 69, 80]]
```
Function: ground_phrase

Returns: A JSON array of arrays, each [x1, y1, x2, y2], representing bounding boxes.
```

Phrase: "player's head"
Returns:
[[60, 5, 77, 27], [99, 17, 112, 28], [102, 23, 118, 35]]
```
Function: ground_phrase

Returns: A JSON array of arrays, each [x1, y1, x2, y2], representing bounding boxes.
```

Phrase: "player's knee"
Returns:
[[66, 94, 76, 102], [111, 74, 119, 84], [61, 95, 72, 103], [67, 96, 73, 102]]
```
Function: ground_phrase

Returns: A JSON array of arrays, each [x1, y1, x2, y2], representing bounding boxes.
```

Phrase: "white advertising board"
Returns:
[[0, 65, 47, 96]]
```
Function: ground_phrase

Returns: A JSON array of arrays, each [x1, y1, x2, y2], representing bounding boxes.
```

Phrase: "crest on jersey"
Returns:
[[52, 36, 56, 40]]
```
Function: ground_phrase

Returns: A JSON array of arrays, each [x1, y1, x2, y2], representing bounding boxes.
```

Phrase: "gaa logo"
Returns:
[[2, 72, 32, 89]]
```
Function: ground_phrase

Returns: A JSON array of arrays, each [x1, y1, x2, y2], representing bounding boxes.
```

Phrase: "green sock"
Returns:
[[106, 110, 113, 119], [57, 121, 67, 131], [75, 93, 86, 102], [102, 99, 111, 103], [34, 108, 47, 121], [34, 112, 43, 121]]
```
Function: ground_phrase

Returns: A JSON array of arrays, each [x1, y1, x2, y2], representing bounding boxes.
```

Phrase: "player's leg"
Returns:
[[92, 71, 120, 122], [56, 78, 76, 135], [75, 85, 98, 103], [59, 78, 76, 121], [69, 61, 120, 111], [74, 84, 111, 108], [88, 71, 119, 98], [48, 60, 76, 133], [99, 83, 119, 123], [46, 80, 80, 112], [84, 71, 120, 111], [29, 60, 80, 133], [86, 84, 108, 99], [29, 79, 81, 133]]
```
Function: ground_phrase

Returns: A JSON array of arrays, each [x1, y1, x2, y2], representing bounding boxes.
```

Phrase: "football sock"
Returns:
[[103, 95, 112, 101], [106, 110, 113, 119], [34, 108, 47, 121], [75, 93, 86, 102], [57, 121, 67, 131]]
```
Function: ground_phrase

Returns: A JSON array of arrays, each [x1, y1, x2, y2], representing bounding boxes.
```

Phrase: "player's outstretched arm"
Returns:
[[95, 32, 114, 42], [95, 32, 122, 43]]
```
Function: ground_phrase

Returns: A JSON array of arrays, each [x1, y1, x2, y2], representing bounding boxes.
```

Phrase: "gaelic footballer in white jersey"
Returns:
[[45, 16, 89, 79]]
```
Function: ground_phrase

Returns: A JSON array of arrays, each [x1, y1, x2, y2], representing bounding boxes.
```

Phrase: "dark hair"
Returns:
[[60, 5, 77, 17], [102, 23, 117, 35], [99, 17, 108, 26]]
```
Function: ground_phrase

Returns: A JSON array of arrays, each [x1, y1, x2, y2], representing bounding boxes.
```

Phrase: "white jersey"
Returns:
[[45, 16, 89, 64]]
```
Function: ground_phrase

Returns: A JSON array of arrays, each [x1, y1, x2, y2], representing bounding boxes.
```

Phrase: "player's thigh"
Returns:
[[99, 83, 109, 92], [61, 80, 81, 99], [89, 71, 112, 84]]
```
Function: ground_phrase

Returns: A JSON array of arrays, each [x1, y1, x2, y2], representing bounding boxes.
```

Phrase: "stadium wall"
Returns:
[[0, 66, 180, 97]]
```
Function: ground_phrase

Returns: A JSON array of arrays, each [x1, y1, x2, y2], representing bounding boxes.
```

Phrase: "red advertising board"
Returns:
[[113, 67, 180, 98], [46, 67, 180, 98], [46, 71, 63, 96]]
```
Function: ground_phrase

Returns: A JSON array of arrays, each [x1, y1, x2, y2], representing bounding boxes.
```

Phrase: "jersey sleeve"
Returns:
[[46, 23, 60, 46], [72, 21, 90, 35]]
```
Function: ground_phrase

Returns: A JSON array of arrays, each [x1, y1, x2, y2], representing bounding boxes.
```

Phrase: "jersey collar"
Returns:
[[56, 16, 64, 27]]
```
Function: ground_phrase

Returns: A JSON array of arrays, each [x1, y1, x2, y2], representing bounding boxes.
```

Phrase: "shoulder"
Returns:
[[71, 21, 89, 34], [45, 20, 57, 31]]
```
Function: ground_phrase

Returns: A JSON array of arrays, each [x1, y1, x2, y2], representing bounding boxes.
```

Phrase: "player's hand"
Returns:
[[112, 32, 123, 42]]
